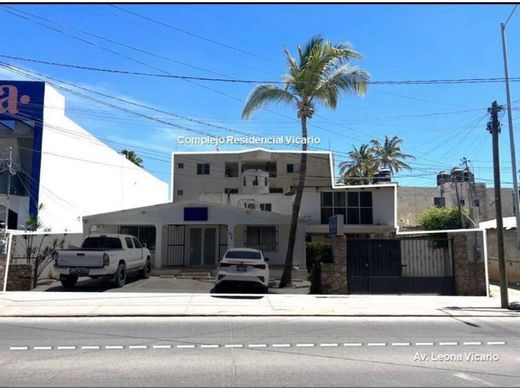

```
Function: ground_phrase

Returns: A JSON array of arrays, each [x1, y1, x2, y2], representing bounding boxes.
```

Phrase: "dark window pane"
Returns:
[[360, 192, 372, 207], [347, 208, 360, 224], [347, 192, 359, 207], [360, 208, 373, 224], [321, 192, 333, 207], [287, 164, 294, 173], [334, 192, 346, 207], [321, 208, 333, 224], [333, 208, 347, 222]]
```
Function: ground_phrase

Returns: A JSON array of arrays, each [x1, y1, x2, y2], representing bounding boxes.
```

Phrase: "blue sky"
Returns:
[[1, 3, 519, 189]]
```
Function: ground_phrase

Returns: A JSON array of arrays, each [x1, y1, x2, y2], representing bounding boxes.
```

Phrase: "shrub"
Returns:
[[306, 241, 333, 270], [418, 206, 471, 230]]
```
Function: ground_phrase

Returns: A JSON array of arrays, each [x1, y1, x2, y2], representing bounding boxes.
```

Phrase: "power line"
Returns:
[[109, 5, 277, 64], [3, 54, 520, 86]]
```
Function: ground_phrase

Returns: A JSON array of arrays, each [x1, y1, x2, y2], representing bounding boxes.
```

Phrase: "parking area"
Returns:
[[33, 267, 311, 294]]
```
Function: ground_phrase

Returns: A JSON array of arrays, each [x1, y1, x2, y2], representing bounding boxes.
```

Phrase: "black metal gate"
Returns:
[[166, 225, 185, 266], [346, 238, 454, 295]]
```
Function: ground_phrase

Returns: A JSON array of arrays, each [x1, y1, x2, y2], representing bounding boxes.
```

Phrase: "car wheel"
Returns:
[[112, 263, 127, 288], [60, 275, 78, 288], [140, 258, 152, 279]]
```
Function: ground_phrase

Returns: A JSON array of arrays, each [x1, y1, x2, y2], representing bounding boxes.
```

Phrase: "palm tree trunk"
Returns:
[[279, 116, 308, 288]]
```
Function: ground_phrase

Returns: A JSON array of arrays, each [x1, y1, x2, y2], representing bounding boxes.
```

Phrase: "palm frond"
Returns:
[[242, 85, 298, 119]]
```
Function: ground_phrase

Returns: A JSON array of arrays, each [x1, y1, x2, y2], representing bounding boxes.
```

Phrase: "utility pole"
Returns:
[[2, 147, 13, 254], [487, 101, 509, 309], [500, 6, 520, 249], [462, 157, 476, 224]]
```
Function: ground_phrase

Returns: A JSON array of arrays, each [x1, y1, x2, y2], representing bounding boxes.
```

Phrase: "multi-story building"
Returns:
[[85, 149, 397, 269], [397, 168, 515, 228], [0, 81, 169, 232]]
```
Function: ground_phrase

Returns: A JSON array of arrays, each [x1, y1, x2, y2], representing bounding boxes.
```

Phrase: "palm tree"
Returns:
[[121, 149, 144, 168], [339, 144, 378, 185], [370, 135, 414, 175], [242, 35, 369, 287]]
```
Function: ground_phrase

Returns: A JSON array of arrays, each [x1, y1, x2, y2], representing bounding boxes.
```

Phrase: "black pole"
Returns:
[[487, 101, 509, 309]]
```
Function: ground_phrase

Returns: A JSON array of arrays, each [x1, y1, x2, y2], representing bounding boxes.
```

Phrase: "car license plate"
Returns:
[[71, 268, 89, 276], [237, 265, 247, 272]]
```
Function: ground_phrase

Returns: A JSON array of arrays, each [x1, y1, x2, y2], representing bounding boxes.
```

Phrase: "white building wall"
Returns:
[[36, 85, 169, 232]]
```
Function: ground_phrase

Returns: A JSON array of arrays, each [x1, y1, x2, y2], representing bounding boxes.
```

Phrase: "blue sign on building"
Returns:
[[184, 207, 208, 221], [0, 81, 45, 216]]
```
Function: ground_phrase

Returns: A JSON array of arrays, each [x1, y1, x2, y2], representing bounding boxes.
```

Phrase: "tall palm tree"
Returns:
[[370, 135, 414, 175], [339, 144, 378, 185], [121, 149, 144, 168], [242, 35, 369, 287]]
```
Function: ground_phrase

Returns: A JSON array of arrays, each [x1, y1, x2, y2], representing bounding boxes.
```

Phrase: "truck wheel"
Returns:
[[60, 275, 78, 288], [112, 263, 127, 288], [140, 258, 152, 279]]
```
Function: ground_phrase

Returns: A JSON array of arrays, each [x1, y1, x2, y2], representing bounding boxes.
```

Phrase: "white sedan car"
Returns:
[[215, 248, 269, 293]]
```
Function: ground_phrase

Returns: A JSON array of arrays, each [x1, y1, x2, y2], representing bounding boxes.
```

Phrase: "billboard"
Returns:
[[0, 81, 45, 216]]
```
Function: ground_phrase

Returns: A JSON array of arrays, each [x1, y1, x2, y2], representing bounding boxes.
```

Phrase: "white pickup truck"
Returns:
[[54, 234, 152, 288]]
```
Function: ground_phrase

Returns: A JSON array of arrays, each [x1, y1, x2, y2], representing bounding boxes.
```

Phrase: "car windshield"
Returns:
[[81, 237, 123, 249], [225, 250, 262, 260]]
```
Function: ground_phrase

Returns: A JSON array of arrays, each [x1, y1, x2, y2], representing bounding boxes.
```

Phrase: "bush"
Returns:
[[418, 206, 471, 230], [306, 241, 333, 270], [306, 241, 333, 294]]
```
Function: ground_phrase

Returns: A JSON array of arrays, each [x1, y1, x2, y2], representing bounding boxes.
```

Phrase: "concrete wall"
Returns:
[[398, 184, 515, 228], [0, 253, 6, 292], [486, 229, 520, 283], [37, 85, 169, 233], [9, 232, 84, 280]]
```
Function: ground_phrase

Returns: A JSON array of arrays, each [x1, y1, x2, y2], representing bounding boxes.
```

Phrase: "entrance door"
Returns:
[[188, 227, 217, 266]]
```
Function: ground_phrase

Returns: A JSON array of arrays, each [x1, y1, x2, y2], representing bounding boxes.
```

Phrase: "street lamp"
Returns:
[[500, 5, 520, 250]]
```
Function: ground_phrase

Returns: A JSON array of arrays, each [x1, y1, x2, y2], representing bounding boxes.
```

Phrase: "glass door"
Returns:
[[188, 227, 217, 266], [189, 228, 202, 265], [203, 228, 217, 265]]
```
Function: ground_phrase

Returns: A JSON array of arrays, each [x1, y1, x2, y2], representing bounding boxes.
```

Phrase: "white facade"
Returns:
[[0, 81, 169, 232], [84, 149, 397, 269]]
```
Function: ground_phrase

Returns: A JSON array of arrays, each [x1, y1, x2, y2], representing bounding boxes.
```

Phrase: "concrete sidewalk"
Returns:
[[1, 289, 519, 317]]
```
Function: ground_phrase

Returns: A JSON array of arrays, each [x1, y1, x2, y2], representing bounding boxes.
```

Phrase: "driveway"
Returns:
[[35, 275, 216, 293]]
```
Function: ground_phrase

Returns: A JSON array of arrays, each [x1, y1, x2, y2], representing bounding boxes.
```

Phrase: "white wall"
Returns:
[[36, 85, 169, 233]]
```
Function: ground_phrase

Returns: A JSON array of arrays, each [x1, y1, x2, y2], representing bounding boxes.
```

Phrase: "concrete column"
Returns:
[[320, 235, 347, 294], [227, 224, 235, 249], [451, 232, 487, 296], [154, 224, 163, 269]]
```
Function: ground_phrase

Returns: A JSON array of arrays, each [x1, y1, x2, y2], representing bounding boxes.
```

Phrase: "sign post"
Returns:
[[328, 215, 344, 237]]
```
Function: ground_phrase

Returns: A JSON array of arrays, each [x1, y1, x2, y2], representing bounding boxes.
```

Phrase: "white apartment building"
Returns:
[[0, 81, 169, 232], [84, 149, 397, 269]]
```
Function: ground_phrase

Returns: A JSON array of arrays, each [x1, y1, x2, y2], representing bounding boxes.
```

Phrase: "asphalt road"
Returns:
[[1, 316, 519, 387]]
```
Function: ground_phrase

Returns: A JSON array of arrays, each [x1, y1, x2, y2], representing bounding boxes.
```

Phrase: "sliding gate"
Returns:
[[346, 237, 454, 294]]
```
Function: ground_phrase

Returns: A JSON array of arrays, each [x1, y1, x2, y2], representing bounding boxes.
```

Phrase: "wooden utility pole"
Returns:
[[487, 101, 509, 309]]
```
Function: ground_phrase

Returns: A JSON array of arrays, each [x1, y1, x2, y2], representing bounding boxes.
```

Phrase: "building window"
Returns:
[[320, 191, 373, 225], [177, 162, 184, 169], [243, 177, 247, 186], [460, 199, 465, 206], [225, 188, 239, 194], [225, 161, 239, 177], [253, 176, 259, 186], [245, 225, 277, 251], [287, 163, 301, 173], [177, 189, 183, 196], [197, 163, 210, 175], [260, 203, 272, 212], [434, 197, 445, 207], [118, 225, 156, 251], [264, 177, 268, 186], [269, 187, 283, 193]]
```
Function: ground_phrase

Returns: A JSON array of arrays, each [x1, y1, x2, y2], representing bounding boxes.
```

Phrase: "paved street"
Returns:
[[0, 316, 519, 387]]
